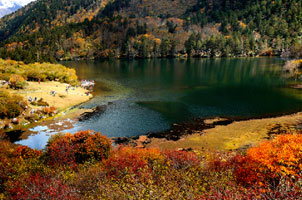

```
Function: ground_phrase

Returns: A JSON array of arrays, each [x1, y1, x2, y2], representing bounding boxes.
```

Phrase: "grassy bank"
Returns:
[[145, 113, 302, 151]]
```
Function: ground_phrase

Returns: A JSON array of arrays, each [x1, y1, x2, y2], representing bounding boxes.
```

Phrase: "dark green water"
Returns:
[[61, 58, 302, 137], [17, 58, 302, 149]]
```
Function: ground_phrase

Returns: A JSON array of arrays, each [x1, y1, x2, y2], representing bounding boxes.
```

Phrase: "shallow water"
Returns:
[[17, 58, 302, 149]]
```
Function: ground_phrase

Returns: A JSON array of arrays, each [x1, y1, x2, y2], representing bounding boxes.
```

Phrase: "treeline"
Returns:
[[185, 0, 302, 56], [0, 0, 302, 62]]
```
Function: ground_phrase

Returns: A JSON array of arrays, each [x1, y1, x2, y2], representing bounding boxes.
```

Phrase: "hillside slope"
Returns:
[[0, 0, 109, 40], [0, 0, 302, 63]]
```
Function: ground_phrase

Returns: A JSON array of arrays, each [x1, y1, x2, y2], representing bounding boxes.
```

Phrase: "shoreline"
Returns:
[[115, 111, 302, 151], [6, 79, 302, 150]]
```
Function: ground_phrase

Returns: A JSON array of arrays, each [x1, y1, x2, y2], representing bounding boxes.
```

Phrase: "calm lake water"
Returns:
[[17, 58, 302, 149]]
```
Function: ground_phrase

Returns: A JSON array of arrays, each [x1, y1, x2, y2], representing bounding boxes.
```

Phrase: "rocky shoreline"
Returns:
[[113, 117, 233, 147]]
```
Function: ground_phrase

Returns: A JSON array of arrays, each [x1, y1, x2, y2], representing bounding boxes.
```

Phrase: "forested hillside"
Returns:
[[0, 0, 302, 63]]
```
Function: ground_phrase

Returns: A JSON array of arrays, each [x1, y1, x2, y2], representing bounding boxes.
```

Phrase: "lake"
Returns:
[[17, 58, 302, 149]]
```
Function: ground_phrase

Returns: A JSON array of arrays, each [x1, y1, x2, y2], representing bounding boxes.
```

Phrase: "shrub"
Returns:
[[0, 90, 25, 119], [234, 134, 302, 186], [25, 70, 46, 81], [41, 106, 56, 115], [7, 173, 80, 200], [31, 98, 49, 107], [9, 74, 27, 89], [247, 134, 302, 177], [45, 131, 112, 166], [163, 150, 200, 170], [0, 141, 17, 193], [13, 146, 42, 160], [103, 147, 163, 178], [0, 73, 11, 81], [0, 59, 78, 85]]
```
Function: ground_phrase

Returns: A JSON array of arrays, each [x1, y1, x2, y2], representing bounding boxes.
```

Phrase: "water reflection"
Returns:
[[17, 58, 302, 149]]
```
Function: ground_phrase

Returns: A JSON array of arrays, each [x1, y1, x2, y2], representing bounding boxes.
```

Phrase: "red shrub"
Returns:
[[199, 182, 261, 200], [207, 152, 238, 172], [46, 133, 76, 167], [45, 130, 112, 167], [72, 130, 112, 162], [7, 173, 80, 200], [163, 150, 200, 169], [104, 147, 163, 178], [13, 146, 42, 159], [233, 155, 270, 186]]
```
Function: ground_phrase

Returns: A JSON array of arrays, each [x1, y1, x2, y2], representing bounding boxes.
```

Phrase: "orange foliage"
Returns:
[[41, 106, 56, 115], [235, 134, 302, 186], [46, 130, 112, 167], [13, 146, 42, 160], [247, 134, 302, 176], [9, 74, 26, 89]]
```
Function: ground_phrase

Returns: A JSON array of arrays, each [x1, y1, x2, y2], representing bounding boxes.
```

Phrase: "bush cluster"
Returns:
[[0, 59, 78, 85], [0, 90, 26, 119], [0, 131, 301, 199], [9, 74, 27, 89], [45, 130, 112, 167]]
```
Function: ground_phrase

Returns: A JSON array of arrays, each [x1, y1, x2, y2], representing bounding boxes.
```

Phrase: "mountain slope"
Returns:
[[0, 0, 302, 63], [0, 0, 109, 40]]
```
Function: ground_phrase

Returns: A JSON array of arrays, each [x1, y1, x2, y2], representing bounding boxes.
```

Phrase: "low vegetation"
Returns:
[[0, 89, 26, 119], [284, 59, 302, 74], [0, 59, 78, 85], [0, 130, 301, 199]]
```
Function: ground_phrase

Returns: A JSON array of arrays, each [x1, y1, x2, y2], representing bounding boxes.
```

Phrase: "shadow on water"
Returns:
[[6, 130, 25, 143]]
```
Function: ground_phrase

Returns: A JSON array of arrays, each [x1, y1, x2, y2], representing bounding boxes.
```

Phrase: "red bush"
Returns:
[[45, 130, 112, 167], [163, 150, 200, 169], [46, 133, 76, 167], [7, 173, 80, 200], [233, 155, 270, 186], [103, 147, 163, 178], [13, 146, 42, 159]]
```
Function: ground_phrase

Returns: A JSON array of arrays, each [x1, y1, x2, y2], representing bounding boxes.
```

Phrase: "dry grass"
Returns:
[[146, 112, 302, 151], [4, 81, 92, 111]]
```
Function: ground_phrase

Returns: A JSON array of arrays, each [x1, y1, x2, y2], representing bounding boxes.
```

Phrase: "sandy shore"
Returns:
[[145, 112, 302, 151], [8, 81, 92, 111]]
